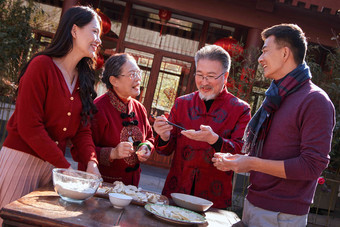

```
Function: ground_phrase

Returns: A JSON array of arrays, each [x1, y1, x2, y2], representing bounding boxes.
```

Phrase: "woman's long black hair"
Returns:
[[18, 6, 101, 125]]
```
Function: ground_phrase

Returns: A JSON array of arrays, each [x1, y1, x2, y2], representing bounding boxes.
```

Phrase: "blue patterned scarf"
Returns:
[[241, 63, 312, 157]]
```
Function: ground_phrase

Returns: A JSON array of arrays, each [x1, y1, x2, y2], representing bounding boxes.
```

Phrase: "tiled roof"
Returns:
[[278, 0, 340, 15]]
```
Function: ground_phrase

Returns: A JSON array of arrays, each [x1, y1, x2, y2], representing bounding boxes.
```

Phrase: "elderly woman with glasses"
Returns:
[[81, 53, 154, 186]]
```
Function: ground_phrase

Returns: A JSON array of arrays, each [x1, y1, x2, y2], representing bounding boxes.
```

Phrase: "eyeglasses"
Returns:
[[194, 71, 226, 82], [119, 70, 142, 80]]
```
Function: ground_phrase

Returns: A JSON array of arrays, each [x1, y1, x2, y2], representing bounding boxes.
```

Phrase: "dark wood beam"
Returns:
[[116, 2, 132, 53], [61, 0, 78, 17], [131, 0, 340, 47], [142, 54, 163, 114]]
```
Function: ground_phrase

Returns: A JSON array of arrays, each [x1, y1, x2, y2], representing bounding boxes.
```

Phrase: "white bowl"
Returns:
[[109, 193, 132, 209], [171, 193, 213, 212], [52, 168, 102, 203]]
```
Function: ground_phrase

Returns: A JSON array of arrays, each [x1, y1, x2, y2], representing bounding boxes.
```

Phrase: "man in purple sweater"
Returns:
[[212, 24, 335, 226]]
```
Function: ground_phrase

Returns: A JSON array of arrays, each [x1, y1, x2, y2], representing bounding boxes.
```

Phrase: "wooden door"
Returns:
[[124, 48, 193, 168]]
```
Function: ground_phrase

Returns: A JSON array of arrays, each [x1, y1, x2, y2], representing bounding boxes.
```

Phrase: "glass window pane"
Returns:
[[125, 4, 203, 56], [151, 57, 191, 115], [152, 72, 180, 113], [125, 48, 154, 103]]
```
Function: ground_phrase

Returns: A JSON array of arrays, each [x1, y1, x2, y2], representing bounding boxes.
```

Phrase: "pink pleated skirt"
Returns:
[[0, 146, 54, 225]]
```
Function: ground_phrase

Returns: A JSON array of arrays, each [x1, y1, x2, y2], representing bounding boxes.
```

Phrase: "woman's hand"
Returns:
[[136, 145, 151, 162], [86, 160, 101, 177], [110, 142, 134, 160]]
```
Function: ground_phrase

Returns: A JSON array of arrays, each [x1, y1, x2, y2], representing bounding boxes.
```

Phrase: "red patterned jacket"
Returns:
[[155, 89, 251, 208], [85, 89, 154, 186]]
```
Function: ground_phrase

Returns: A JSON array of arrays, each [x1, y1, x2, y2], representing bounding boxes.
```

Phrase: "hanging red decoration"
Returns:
[[96, 52, 104, 70], [158, 9, 172, 36], [96, 9, 111, 35], [214, 37, 244, 59], [158, 9, 172, 23]]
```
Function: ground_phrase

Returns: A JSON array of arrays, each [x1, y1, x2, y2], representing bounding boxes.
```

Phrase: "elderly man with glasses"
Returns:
[[153, 45, 251, 209]]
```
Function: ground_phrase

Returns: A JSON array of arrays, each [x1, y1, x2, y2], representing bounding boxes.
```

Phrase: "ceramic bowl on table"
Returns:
[[52, 168, 102, 203], [171, 193, 213, 212], [109, 193, 133, 209]]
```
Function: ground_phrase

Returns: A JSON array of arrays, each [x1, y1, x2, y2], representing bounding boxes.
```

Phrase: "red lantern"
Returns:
[[158, 9, 172, 36], [158, 9, 172, 24], [96, 9, 111, 35], [214, 37, 244, 59], [96, 52, 104, 70]]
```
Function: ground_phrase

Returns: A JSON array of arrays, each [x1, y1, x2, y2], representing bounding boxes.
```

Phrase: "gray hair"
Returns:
[[102, 53, 136, 89], [194, 45, 231, 72]]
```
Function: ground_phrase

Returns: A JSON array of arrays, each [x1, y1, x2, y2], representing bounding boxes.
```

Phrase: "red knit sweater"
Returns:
[[4, 55, 97, 168]]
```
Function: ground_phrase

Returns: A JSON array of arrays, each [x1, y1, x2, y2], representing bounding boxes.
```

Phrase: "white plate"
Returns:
[[171, 193, 213, 212], [145, 203, 207, 225]]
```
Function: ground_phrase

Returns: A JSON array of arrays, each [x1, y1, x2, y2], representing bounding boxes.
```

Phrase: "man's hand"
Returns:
[[212, 153, 287, 178], [86, 160, 101, 177], [153, 115, 173, 141], [212, 153, 253, 173], [136, 145, 151, 162], [181, 125, 219, 144]]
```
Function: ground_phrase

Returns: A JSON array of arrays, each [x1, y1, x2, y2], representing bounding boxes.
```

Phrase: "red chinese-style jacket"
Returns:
[[155, 88, 251, 208], [88, 89, 154, 186]]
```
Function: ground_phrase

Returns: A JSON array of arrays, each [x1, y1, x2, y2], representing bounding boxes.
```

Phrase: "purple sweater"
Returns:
[[247, 80, 335, 215]]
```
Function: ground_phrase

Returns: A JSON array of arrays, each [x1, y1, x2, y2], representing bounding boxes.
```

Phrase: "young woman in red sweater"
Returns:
[[0, 6, 102, 221]]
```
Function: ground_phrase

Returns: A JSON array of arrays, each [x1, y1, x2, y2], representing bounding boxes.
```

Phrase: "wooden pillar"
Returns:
[[143, 53, 163, 115], [198, 21, 209, 50], [61, 0, 78, 18], [245, 27, 262, 50], [188, 21, 209, 94], [241, 28, 263, 101], [243, 27, 263, 65], [116, 2, 132, 53], [183, 63, 196, 94]]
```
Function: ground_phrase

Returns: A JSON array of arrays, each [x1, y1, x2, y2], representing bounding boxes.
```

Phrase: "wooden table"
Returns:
[[0, 187, 241, 226]]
